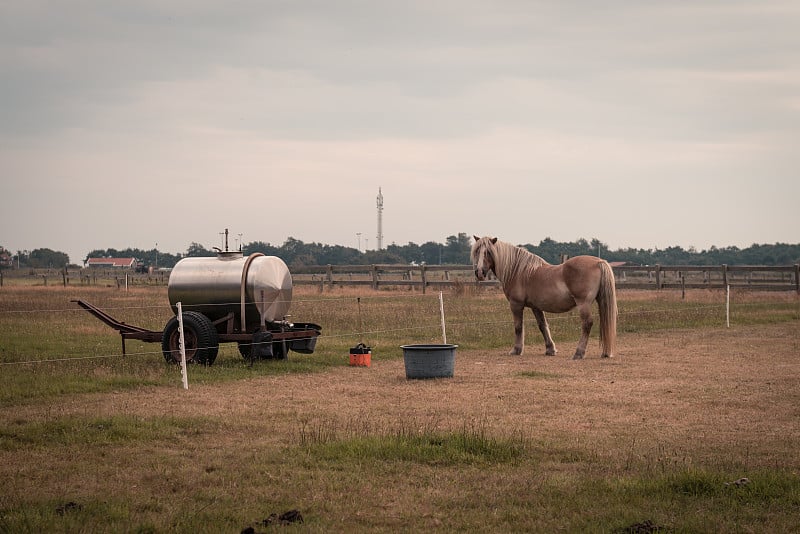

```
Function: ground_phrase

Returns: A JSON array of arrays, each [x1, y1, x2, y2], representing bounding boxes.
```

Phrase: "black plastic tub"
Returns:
[[401, 344, 457, 379], [287, 322, 322, 353]]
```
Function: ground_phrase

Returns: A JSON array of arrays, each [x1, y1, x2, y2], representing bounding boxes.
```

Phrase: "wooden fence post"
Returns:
[[655, 264, 661, 289], [326, 264, 333, 291], [371, 265, 379, 290], [421, 264, 427, 294], [722, 264, 728, 288], [795, 264, 799, 294]]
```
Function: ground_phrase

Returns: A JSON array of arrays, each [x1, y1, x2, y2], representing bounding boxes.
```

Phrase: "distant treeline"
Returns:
[[3, 233, 798, 270], [526, 238, 800, 267]]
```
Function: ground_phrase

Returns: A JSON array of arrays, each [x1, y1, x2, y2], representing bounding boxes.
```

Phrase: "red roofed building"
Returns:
[[85, 258, 138, 268]]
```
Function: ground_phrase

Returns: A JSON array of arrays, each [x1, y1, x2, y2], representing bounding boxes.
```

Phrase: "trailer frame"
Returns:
[[73, 299, 322, 363]]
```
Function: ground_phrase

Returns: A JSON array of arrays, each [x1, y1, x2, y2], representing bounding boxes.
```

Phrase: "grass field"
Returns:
[[1, 284, 799, 532]]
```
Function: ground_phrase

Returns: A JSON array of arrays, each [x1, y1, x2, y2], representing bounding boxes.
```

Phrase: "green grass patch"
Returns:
[[0, 365, 165, 406], [607, 469, 800, 532], [0, 414, 217, 450], [1, 422, 799, 532], [300, 430, 530, 467]]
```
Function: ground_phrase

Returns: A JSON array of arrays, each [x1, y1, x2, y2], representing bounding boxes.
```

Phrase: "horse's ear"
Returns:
[[473, 235, 480, 241], [490, 237, 498, 244]]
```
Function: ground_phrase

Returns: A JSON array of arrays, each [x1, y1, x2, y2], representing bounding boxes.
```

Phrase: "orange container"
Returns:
[[349, 344, 371, 367]]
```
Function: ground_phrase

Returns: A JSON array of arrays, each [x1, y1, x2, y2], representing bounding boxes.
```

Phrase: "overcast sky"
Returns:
[[2, 1, 798, 264]]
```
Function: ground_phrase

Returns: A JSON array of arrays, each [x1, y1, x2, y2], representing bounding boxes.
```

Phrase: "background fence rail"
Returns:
[[291, 263, 800, 293], [2, 263, 798, 293]]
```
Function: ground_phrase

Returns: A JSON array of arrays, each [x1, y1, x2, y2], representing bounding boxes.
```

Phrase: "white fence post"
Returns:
[[177, 302, 189, 389], [439, 291, 447, 344], [726, 285, 730, 328]]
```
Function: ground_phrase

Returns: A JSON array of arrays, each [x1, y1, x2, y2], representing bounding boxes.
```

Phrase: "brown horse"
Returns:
[[471, 236, 618, 359]]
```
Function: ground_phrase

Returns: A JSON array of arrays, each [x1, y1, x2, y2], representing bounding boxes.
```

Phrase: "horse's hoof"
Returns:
[[545, 351, 556, 357], [509, 349, 523, 356], [601, 354, 613, 358], [572, 353, 584, 360]]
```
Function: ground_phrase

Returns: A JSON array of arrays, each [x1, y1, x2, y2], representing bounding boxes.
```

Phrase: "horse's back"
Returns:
[[563, 255, 606, 273], [564, 255, 603, 265]]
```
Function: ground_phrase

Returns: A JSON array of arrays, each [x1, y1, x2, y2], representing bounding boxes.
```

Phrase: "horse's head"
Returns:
[[471, 235, 498, 281]]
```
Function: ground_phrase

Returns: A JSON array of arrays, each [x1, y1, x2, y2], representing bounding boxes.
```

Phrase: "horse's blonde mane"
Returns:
[[472, 237, 547, 285]]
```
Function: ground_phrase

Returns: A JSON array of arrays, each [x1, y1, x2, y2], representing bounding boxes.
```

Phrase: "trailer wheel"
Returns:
[[162, 311, 219, 365]]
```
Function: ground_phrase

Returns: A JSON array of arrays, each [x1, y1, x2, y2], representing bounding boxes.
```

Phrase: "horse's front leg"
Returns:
[[531, 308, 557, 356], [573, 302, 593, 360], [509, 301, 525, 355]]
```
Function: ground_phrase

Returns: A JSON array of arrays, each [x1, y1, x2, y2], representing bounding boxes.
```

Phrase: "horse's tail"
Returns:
[[597, 260, 618, 357]]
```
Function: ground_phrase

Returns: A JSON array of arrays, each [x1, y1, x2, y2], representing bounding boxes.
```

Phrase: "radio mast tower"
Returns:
[[376, 187, 384, 250]]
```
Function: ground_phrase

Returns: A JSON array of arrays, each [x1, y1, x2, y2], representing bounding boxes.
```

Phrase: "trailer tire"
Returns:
[[162, 311, 219, 365]]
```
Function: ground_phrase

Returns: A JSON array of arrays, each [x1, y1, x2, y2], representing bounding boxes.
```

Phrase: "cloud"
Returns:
[[1, 1, 798, 263]]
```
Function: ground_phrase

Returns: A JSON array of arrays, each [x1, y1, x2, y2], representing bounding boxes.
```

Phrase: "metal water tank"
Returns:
[[167, 252, 292, 330]]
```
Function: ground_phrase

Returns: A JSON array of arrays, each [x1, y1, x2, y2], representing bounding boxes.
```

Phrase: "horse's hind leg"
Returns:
[[532, 308, 557, 356], [573, 302, 593, 360]]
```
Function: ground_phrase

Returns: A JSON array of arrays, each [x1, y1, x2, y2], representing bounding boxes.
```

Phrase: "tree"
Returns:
[[419, 241, 443, 265], [244, 241, 280, 257], [444, 233, 471, 264], [185, 242, 215, 257], [363, 249, 406, 264], [388, 242, 421, 264], [77, 234, 800, 269], [0, 246, 13, 269], [28, 248, 69, 269]]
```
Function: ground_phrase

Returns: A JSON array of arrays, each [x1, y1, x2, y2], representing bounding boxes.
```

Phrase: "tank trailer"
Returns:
[[74, 251, 321, 365]]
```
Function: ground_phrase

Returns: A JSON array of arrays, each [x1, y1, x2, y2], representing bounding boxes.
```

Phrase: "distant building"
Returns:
[[85, 258, 138, 269]]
